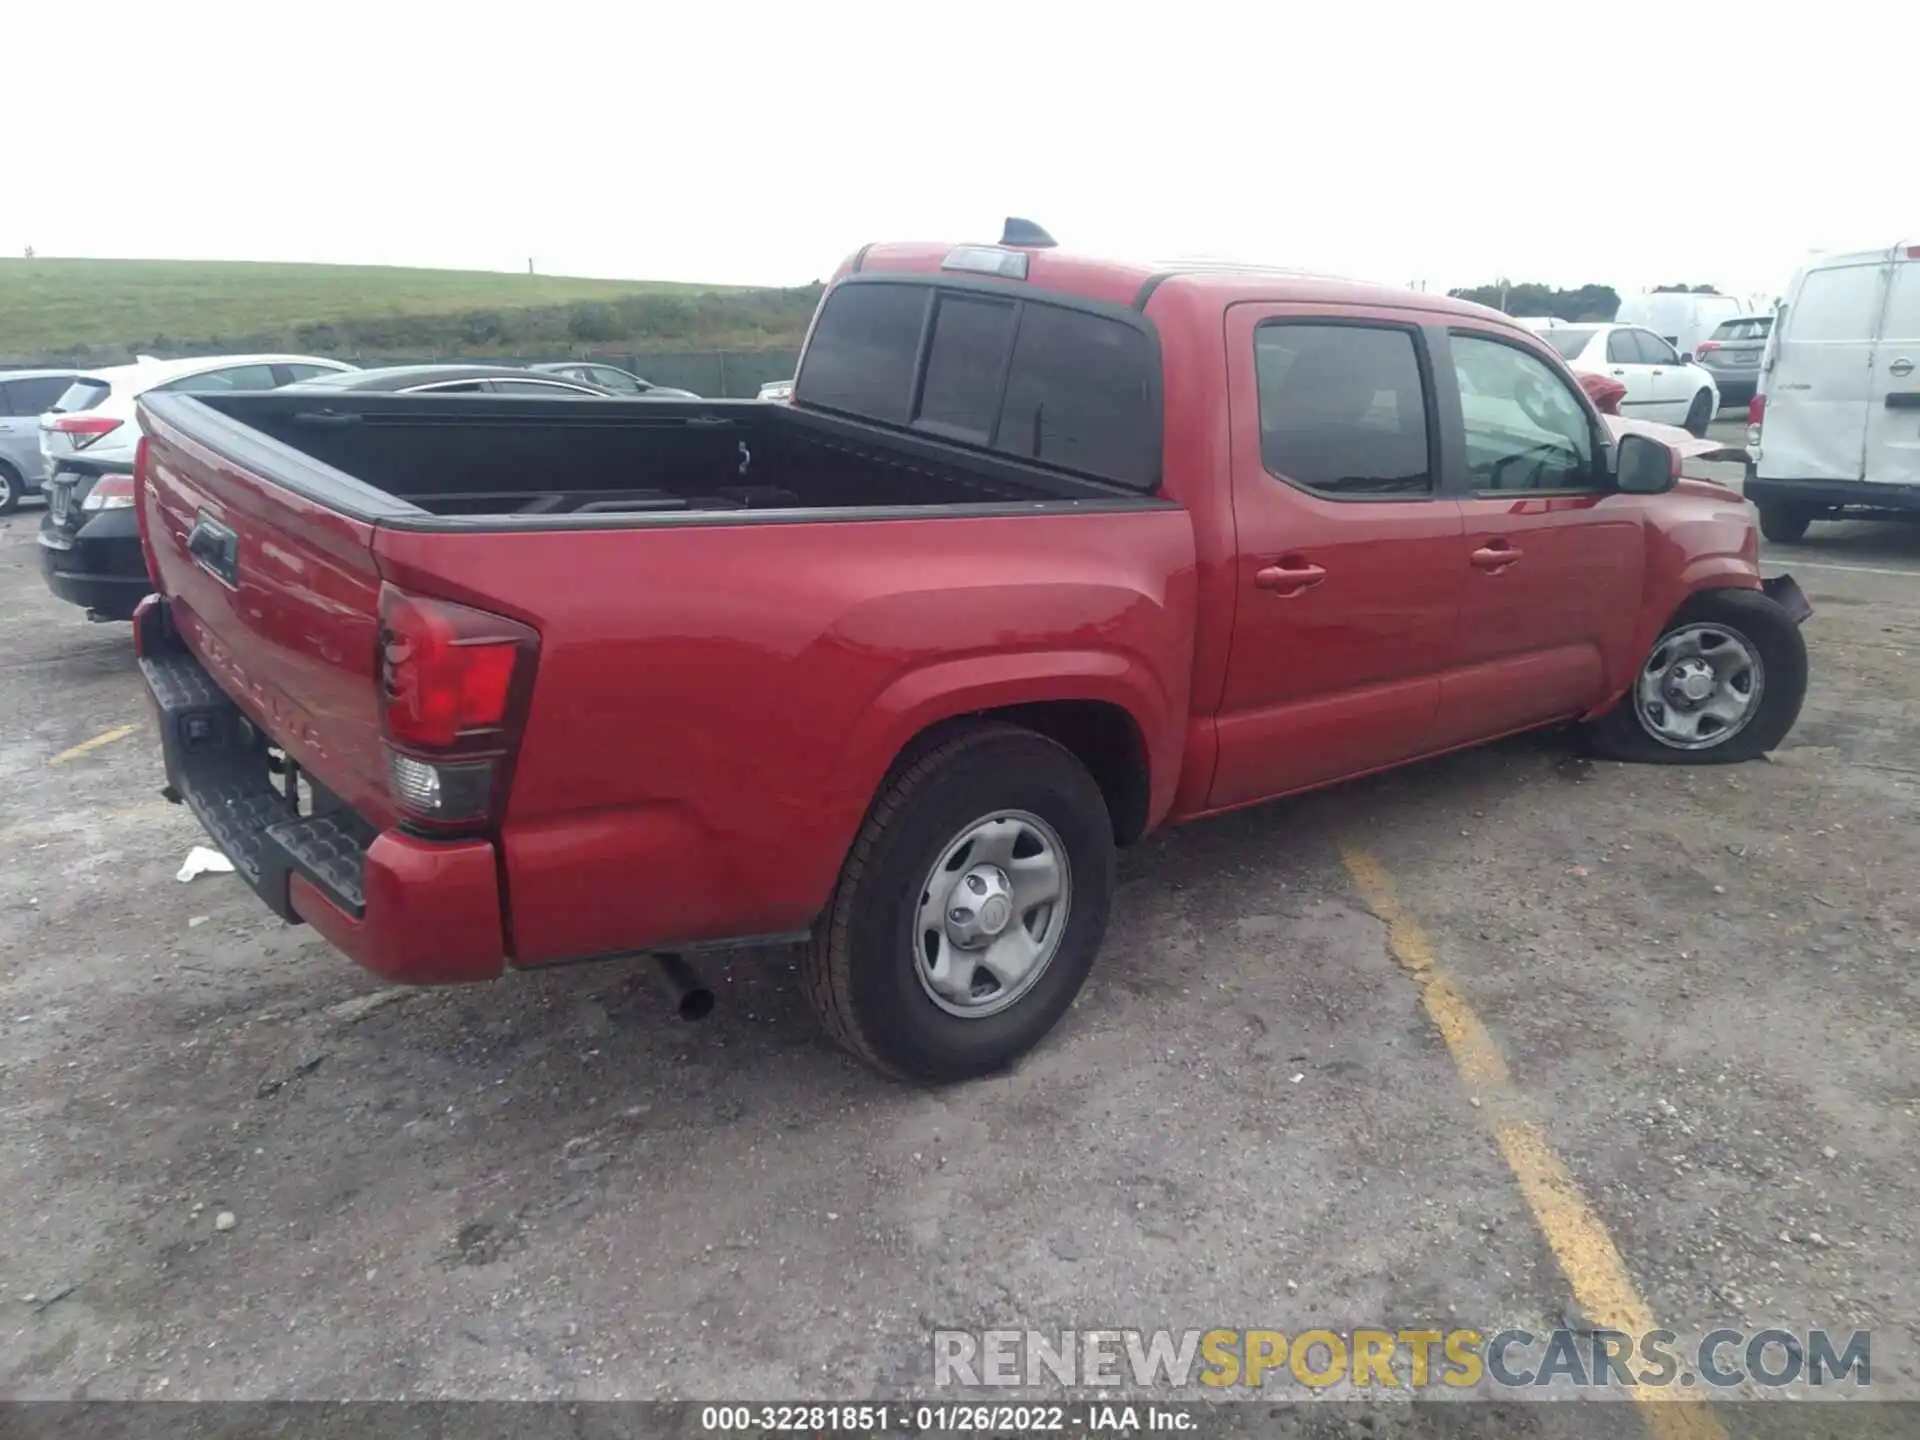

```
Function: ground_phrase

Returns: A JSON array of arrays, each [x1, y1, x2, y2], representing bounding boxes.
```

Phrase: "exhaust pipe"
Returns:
[[649, 953, 714, 1021]]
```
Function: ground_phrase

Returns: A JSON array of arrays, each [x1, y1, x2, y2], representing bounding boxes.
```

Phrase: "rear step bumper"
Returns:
[[139, 637, 506, 984]]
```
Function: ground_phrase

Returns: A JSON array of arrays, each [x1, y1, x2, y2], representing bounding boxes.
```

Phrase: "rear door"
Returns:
[[1635, 330, 1697, 419], [1437, 328, 1644, 743], [1208, 304, 1463, 810], [1759, 260, 1886, 482], [1863, 258, 1920, 488]]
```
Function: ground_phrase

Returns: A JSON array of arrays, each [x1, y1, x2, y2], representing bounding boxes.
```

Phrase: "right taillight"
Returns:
[[377, 584, 538, 832]]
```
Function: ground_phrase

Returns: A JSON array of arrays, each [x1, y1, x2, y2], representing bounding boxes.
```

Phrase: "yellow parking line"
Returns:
[[47, 724, 138, 766], [1340, 846, 1727, 1440]]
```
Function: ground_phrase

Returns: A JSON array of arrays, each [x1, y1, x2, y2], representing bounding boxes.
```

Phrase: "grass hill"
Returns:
[[0, 257, 821, 365]]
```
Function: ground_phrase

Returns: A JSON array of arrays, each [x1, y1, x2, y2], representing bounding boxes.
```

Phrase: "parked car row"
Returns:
[[3, 354, 738, 620]]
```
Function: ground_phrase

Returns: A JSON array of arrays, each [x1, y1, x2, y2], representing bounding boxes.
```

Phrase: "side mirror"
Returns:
[[1615, 433, 1678, 494], [1679, 351, 1694, 364]]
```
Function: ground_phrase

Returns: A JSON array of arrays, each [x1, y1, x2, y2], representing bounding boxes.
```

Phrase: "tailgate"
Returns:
[[138, 398, 397, 828]]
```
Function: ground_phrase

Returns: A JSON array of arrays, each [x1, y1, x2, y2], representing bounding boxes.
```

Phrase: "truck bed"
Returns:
[[163, 392, 1140, 524]]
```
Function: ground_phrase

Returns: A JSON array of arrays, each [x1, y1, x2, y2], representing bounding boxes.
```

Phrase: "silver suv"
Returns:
[[0, 369, 86, 514]]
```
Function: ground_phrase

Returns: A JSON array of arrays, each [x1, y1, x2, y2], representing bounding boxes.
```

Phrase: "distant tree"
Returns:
[[1653, 283, 1722, 294], [1448, 279, 1621, 322]]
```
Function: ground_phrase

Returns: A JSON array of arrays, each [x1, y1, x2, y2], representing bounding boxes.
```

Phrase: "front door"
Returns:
[[1433, 328, 1646, 746], [1603, 328, 1669, 420], [1208, 305, 1464, 810]]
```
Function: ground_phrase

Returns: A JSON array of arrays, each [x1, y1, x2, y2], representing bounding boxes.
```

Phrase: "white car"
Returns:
[[39, 353, 354, 499], [1536, 324, 1720, 437]]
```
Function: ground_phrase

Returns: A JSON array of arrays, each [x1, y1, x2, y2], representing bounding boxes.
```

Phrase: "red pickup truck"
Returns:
[[131, 225, 1810, 1081]]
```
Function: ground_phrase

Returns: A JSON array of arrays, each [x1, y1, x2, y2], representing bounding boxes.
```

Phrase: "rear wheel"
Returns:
[[0, 463, 20, 516], [1582, 588, 1807, 764], [1684, 389, 1714, 438], [800, 723, 1115, 1083], [1757, 501, 1813, 544]]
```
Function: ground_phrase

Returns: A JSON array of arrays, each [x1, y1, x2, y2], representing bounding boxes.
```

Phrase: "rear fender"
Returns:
[[821, 647, 1181, 862]]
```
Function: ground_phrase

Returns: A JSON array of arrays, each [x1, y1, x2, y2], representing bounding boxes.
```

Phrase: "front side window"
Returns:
[[1254, 323, 1431, 497], [1637, 331, 1680, 365], [1450, 334, 1599, 492], [590, 367, 644, 394], [282, 363, 343, 383]]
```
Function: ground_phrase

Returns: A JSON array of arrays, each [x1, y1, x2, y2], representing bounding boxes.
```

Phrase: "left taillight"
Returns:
[[377, 584, 538, 833], [53, 414, 123, 451], [80, 474, 136, 511]]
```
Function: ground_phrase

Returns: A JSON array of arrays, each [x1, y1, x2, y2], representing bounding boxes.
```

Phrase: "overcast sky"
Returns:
[[6, 1, 1907, 304]]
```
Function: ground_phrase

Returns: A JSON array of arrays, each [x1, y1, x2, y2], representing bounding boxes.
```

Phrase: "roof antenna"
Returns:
[[1000, 218, 1057, 249]]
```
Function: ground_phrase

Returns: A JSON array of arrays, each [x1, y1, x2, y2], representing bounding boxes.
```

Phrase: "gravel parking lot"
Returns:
[[3, 489, 1918, 1416]]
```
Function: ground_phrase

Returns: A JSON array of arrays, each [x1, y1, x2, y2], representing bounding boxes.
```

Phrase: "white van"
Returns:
[[1747, 243, 1920, 541], [1614, 291, 1745, 360]]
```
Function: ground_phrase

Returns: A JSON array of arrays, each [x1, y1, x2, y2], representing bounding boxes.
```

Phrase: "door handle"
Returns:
[[1610, 368, 1627, 376], [1255, 560, 1327, 595], [1890, 357, 1915, 378], [1471, 543, 1523, 571]]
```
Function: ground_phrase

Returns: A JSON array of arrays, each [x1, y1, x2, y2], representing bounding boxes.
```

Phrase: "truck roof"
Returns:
[[844, 239, 1522, 331]]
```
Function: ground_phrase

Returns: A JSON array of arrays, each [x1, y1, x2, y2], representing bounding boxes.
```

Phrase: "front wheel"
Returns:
[[800, 723, 1115, 1083], [1684, 389, 1714, 438], [1582, 588, 1808, 764]]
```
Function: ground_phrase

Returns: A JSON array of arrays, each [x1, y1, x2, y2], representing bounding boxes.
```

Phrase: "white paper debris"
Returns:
[[176, 847, 235, 882]]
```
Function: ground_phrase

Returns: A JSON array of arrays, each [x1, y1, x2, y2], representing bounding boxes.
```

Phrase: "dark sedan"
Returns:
[[39, 366, 618, 622]]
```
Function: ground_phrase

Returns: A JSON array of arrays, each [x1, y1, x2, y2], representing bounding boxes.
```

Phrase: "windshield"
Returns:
[[49, 378, 110, 414], [1708, 317, 1772, 342], [1541, 327, 1597, 360]]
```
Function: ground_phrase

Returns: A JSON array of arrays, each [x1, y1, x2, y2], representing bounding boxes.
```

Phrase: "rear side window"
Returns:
[[1, 375, 73, 415], [50, 378, 109, 413], [1788, 266, 1884, 342], [1254, 323, 1431, 497], [796, 281, 1162, 489]]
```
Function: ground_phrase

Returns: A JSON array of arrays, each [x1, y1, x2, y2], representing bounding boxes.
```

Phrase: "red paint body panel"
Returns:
[[374, 510, 1196, 964], [291, 832, 503, 983], [135, 239, 1778, 989]]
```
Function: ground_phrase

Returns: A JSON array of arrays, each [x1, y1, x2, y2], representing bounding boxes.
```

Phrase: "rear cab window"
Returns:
[[794, 278, 1161, 490]]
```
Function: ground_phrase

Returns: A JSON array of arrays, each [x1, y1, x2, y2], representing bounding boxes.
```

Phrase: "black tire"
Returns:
[[800, 722, 1115, 1083], [1582, 588, 1808, 765], [0, 463, 21, 516], [1757, 501, 1812, 544], [1684, 389, 1714, 438]]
